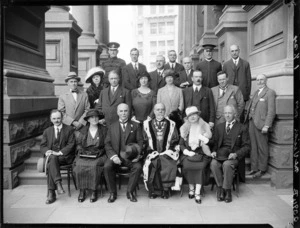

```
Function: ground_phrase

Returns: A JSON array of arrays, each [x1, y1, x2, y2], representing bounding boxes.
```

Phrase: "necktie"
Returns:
[[159, 71, 162, 77], [56, 127, 60, 140], [219, 87, 226, 97], [195, 87, 199, 93], [226, 124, 231, 134], [171, 64, 174, 69], [71, 89, 78, 93], [135, 63, 138, 71], [186, 70, 189, 76], [235, 60, 238, 66], [111, 87, 115, 95], [121, 121, 127, 131]]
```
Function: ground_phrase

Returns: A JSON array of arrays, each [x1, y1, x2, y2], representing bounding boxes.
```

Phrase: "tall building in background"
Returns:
[[132, 5, 179, 71]]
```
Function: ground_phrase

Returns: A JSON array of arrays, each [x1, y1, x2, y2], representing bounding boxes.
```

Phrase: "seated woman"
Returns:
[[73, 109, 107, 203], [179, 106, 212, 204]]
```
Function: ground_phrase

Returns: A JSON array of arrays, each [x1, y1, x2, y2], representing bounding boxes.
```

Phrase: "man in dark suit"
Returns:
[[122, 48, 147, 90], [195, 44, 222, 88], [40, 109, 76, 204], [102, 42, 126, 88], [95, 70, 131, 126], [164, 50, 184, 74], [104, 103, 144, 203], [210, 105, 250, 203], [183, 70, 215, 129], [58, 72, 90, 130], [245, 74, 276, 178], [149, 55, 166, 94], [176, 56, 194, 88]]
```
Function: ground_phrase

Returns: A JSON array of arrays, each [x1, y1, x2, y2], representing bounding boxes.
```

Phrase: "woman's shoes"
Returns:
[[78, 189, 86, 203], [90, 190, 97, 203], [188, 189, 195, 199], [195, 194, 201, 204]]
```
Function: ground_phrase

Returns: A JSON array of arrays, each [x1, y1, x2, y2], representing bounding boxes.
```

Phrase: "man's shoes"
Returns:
[[90, 190, 97, 203], [195, 194, 201, 204], [149, 192, 157, 199], [188, 189, 195, 199], [161, 190, 169, 199], [248, 170, 258, 176], [126, 192, 137, 202], [56, 181, 65, 194], [252, 170, 266, 179], [107, 192, 117, 203], [224, 189, 232, 203], [217, 187, 225, 201], [78, 189, 86, 203], [46, 190, 56, 204]]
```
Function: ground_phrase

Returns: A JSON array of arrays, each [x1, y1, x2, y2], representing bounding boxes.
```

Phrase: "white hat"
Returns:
[[185, 106, 201, 118], [85, 67, 105, 83]]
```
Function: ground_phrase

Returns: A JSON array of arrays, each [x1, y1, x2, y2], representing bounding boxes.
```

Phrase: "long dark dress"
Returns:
[[86, 83, 102, 108], [73, 124, 107, 190], [131, 88, 156, 122]]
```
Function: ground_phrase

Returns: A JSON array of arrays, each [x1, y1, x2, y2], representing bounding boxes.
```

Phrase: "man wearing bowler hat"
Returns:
[[102, 42, 126, 88], [58, 72, 90, 131], [195, 44, 222, 88], [104, 103, 143, 203]]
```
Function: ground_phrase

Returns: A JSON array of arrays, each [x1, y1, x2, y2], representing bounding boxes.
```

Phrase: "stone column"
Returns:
[[3, 6, 57, 189], [45, 6, 82, 96], [71, 6, 102, 86]]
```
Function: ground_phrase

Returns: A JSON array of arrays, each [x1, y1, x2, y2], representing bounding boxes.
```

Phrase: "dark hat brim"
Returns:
[[84, 110, 104, 121]]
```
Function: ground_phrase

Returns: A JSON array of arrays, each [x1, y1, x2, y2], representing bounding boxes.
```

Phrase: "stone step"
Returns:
[[29, 145, 42, 158], [24, 156, 41, 170], [245, 172, 271, 184]]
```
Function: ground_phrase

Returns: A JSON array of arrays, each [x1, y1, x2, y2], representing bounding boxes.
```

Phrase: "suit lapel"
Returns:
[[258, 87, 268, 100], [129, 63, 137, 77], [230, 122, 240, 149], [198, 86, 205, 100], [157, 70, 164, 85], [67, 92, 76, 106], [224, 85, 234, 102], [186, 87, 193, 106], [218, 123, 225, 148], [211, 87, 219, 110], [111, 87, 121, 105], [112, 122, 121, 152], [75, 91, 83, 110], [124, 121, 132, 142], [50, 126, 55, 148], [236, 59, 241, 70], [231, 59, 236, 71], [59, 125, 65, 145]]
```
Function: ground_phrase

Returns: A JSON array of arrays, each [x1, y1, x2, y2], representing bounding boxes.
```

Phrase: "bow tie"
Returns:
[[120, 120, 128, 124], [71, 89, 78, 93]]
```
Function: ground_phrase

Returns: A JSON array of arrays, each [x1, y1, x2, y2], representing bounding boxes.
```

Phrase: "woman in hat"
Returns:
[[179, 106, 212, 204], [85, 67, 105, 108], [131, 71, 156, 125], [73, 109, 107, 203]]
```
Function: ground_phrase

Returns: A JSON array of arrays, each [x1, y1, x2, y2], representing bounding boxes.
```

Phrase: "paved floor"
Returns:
[[3, 182, 293, 227]]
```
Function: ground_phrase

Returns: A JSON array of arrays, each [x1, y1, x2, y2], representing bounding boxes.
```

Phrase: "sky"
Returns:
[[108, 5, 134, 63]]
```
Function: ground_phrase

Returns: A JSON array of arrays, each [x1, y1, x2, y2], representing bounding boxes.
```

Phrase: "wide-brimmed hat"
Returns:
[[84, 109, 104, 121], [107, 42, 120, 50], [137, 71, 151, 82], [202, 44, 216, 50], [85, 67, 105, 83], [120, 143, 141, 161], [185, 106, 201, 118], [65, 72, 81, 83], [163, 69, 177, 80]]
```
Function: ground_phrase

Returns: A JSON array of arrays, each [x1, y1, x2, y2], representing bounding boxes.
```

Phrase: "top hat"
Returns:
[[107, 42, 120, 50], [202, 44, 216, 50], [65, 72, 81, 83], [84, 109, 104, 121], [120, 143, 141, 161], [85, 67, 105, 83], [185, 106, 201, 118]]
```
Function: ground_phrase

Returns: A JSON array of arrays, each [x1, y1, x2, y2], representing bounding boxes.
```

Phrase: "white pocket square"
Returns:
[[259, 98, 265, 101]]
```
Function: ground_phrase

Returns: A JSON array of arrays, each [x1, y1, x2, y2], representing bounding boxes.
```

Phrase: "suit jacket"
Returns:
[[245, 86, 276, 130], [105, 120, 143, 159], [222, 58, 251, 101], [195, 59, 222, 88], [40, 124, 76, 164], [175, 69, 193, 87], [211, 84, 245, 122], [95, 86, 132, 126], [157, 85, 184, 117], [122, 63, 147, 90], [149, 69, 166, 94], [58, 90, 90, 126], [164, 62, 184, 73], [183, 86, 215, 123]]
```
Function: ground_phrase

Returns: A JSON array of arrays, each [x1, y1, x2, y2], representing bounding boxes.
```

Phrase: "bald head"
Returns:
[[183, 57, 192, 70], [156, 55, 165, 70], [230, 44, 240, 59], [117, 103, 129, 121], [154, 103, 166, 120], [256, 74, 267, 89]]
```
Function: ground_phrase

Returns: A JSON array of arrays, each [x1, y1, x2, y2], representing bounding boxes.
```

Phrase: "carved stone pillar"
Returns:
[[71, 6, 102, 86], [45, 6, 82, 96], [3, 6, 57, 189]]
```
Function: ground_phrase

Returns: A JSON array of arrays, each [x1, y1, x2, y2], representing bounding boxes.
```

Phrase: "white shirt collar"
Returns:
[[226, 119, 236, 127], [111, 85, 119, 91], [205, 58, 213, 62], [193, 84, 201, 91], [157, 69, 164, 74], [232, 57, 240, 64], [131, 62, 138, 67], [55, 124, 63, 130]]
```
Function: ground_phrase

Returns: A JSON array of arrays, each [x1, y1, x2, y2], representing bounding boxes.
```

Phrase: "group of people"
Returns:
[[41, 41, 276, 206]]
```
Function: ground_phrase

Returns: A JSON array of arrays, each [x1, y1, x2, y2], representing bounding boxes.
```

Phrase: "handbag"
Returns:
[[187, 153, 203, 162], [79, 146, 102, 159]]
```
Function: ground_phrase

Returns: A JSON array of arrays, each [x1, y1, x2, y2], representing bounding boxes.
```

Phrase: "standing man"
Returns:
[[223, 44, 251, 122], [149, 55, 166, 94], [40, 109, 76, 204], [195, 44, 222, 88], [183, 70, 215, 128], [58, 72, 90, 130], [122, 48, 147, 90], [245, 74, 276, 178], [104, 103, 144, 203], [211, 71, 244, 125], [95, 70, 131, 126], [176, 56, 194, 88], [164, 50, 184, 74], [210, 105, 250, 203], [102, 42, 126, 88]]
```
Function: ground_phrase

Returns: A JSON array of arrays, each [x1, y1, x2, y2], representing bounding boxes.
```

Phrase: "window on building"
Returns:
[[158, 50, 165, 55], [167, 40, 174, 48], [138, 23, 143, 35], [150, 23, 157, 34], [150, 5, 156, 14], [138, 42, 143, 48], [158, 22, 165, 34], [150, 62, 156, 69], [166, 22, 174, 34], [159, 5, 165, 14], [168, 5, 174, 13], [150, 41, 157, 55], [158, 40, 165, 47], [138, 6, 143, 16], [139, 49, 143, 56]]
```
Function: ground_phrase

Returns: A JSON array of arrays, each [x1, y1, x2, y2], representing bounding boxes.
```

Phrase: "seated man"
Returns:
[[104, 103, 143, 203], [143, 103, 179, 199], [210, 105, 250, 203], [40, 109, 76, 204]]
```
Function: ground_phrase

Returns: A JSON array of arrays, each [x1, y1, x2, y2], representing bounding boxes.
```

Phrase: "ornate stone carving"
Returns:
[[269, 143, 292, 168], [270, 120, 293, 144], [10, 122, 26, 142], [212, 5, 225, 23]]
